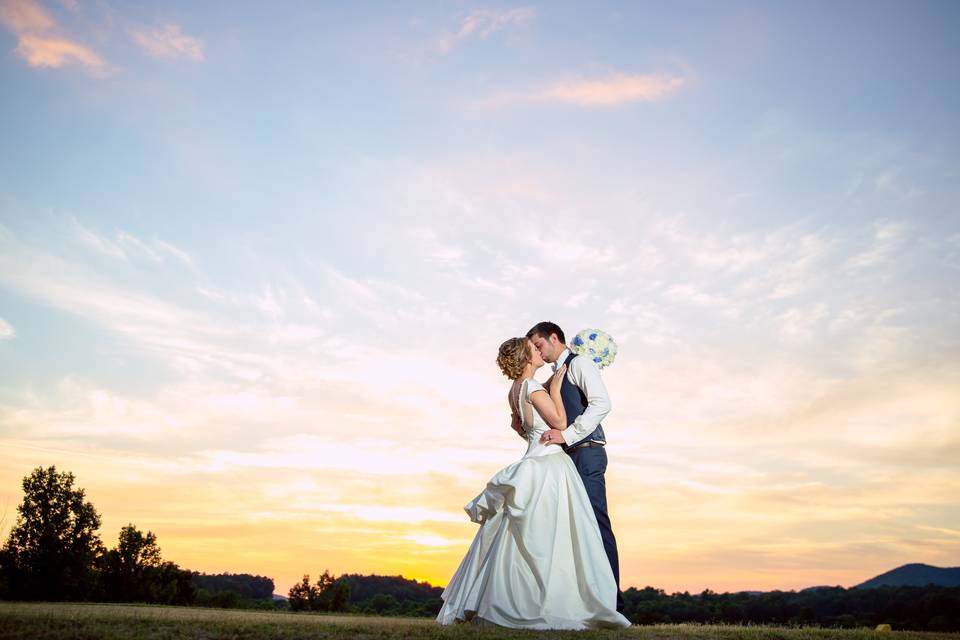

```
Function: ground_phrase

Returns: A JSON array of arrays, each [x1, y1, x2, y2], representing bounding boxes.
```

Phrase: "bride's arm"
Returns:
[[529, 365, 567, 430]]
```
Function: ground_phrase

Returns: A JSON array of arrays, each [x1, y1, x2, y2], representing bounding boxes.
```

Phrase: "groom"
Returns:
[[527, 321, 625, 613]]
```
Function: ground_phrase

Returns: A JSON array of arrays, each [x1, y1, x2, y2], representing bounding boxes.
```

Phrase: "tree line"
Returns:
[[0, 465, 282, 609], [0, 466, 194, 604], [2, 465, 958, 630], [620, 585, 960, 631], [290, 575, 960, 630]]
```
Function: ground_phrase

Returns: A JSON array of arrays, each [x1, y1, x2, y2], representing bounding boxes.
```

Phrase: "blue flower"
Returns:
[[593, 356, 602, 363], [589, 332, 598, 340], [602, 348, 609, 356], [573, 335, 583, 346]]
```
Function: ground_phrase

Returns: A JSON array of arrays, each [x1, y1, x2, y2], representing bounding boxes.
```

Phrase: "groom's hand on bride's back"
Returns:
[[540, 428, 564, 446]]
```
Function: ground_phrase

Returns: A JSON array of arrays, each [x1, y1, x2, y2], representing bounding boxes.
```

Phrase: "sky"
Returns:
[[1, 0, 959, 596]]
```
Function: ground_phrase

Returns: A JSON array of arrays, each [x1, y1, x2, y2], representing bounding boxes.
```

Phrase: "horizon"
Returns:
[[1, 0, 958, 596], [261, 561, 958, 597]]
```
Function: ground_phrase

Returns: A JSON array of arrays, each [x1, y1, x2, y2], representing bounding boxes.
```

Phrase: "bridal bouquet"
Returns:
[[570, 328, 617, 369]]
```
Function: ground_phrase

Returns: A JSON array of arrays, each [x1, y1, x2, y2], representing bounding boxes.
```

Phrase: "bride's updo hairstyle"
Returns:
[[497, 337, 530, 380]]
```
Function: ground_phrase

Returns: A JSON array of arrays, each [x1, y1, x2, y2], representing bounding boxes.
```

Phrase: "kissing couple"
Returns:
[[437, 321, 630, 630]]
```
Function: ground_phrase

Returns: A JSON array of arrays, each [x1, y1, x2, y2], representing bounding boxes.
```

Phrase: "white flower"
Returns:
[[569, 328, 618, 369]]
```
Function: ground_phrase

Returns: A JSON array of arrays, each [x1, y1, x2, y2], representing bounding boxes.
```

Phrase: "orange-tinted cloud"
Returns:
[[544, 71, 685, 106], [0, 0, 54, 32], [476, 71, 686, 108], [129, 23, 203, 61], [15, 32, 102, 67], [0, 0, 104, 70], [434, 7, 535, 55]]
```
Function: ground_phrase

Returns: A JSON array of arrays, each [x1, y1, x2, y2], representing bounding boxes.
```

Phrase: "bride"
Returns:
[[436, 337, 630, 629]]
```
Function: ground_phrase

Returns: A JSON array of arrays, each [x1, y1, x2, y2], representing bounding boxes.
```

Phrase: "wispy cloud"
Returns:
[[777, 303, 830, 345], [846, 219, 910, 269], [72, 218, 127, 259], [1, 0, 957, 594], [541, 71, 686, 106], [433, 7, 535, 55], [129, 23, 204, 61], [14, 32, 103, 67], [0, 0, 105, 71], [476, 70, 686, 108], [71, 219, 194, 267], [0, 317, 14, 340], [0, 0, 53, 32]]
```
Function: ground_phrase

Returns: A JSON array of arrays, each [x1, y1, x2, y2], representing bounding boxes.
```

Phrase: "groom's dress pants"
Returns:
[[567, 445, 625, 612]]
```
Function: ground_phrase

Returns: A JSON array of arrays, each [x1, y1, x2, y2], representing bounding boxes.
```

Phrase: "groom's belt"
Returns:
[[567, 440, 605, 450]]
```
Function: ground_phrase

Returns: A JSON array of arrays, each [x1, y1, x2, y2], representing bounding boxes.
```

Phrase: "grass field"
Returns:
[[1, 602, 957, 640]]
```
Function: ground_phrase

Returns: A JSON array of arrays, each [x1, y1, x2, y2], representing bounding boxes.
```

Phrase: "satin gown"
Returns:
[[436, 378, 630, 630]]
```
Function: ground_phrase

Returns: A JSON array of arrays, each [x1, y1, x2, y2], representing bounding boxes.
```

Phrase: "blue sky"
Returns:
[[1, 0, 958, 594]]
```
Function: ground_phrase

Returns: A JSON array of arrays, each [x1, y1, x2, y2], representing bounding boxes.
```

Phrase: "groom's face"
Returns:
[[531, 333, 562, 363]]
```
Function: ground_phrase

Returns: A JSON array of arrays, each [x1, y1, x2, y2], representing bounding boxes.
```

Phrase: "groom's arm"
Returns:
[[560, 357, 611, 446]]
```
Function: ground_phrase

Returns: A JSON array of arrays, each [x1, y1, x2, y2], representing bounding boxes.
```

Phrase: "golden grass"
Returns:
[[0, 602, 957, 640]]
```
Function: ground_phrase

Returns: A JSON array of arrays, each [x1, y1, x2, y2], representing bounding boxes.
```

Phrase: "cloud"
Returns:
[[116, 231, 195, 267], [0, 0, 53, 32], [476, 71, 686, 108], [777, 303, 830, 345], [71, 219, 194, 267], [153, 239, 194, 266], [542, 71, 686, 106], [408, 227, 466, 267], [2, 151, 956, 592], [846, 219, 909, 269], [0, 317, 14, 339], [72, 218, 127, 259], [0, 228, 235, 377], [129, 23, 204, 61], [0, 0, 105, 71], [433, 7, 535, 55], [15, 32, 103, 67]]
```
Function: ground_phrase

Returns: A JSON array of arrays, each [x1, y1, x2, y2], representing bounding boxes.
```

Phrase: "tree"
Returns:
[[0, 507, 9, 599], [288, 574, 315, 611], [191, 572, 275, 600], [315, 570, 350, 612], [142, 561, 196, 605], [98, 523, 164, 602], [367, 593, 398, 614], [1, 466, 103, 600], [287, 571, 351, 612]]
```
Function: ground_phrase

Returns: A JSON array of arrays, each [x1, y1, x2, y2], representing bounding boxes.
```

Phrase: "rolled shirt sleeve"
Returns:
[[561, 355, 611, 446]]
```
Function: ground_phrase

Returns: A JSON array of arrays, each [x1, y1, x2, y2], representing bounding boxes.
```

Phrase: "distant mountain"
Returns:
[[855, 563, 960, 589]]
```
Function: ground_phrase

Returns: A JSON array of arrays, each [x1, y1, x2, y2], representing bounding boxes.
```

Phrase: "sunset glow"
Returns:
[[1, 0, 958, 596]]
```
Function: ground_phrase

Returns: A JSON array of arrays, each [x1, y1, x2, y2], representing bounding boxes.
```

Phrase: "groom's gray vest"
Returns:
[[559, 352, 606, 449]]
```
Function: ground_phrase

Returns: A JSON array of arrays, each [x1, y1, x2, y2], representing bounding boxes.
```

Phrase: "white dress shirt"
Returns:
[[553, 348, 611, 446]]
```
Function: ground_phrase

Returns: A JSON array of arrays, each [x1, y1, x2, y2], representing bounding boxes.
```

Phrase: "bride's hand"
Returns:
[[549, 364, 567, 394]]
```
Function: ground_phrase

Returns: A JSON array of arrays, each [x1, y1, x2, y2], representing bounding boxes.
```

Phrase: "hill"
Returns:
[[855, 564, 960, 589]]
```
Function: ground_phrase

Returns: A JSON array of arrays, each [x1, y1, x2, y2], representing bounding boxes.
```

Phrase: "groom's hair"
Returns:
[[526, 321, 565, 344]]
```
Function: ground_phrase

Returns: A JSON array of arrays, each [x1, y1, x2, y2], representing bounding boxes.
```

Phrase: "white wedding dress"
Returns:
[[436, 378, 630, 630]]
